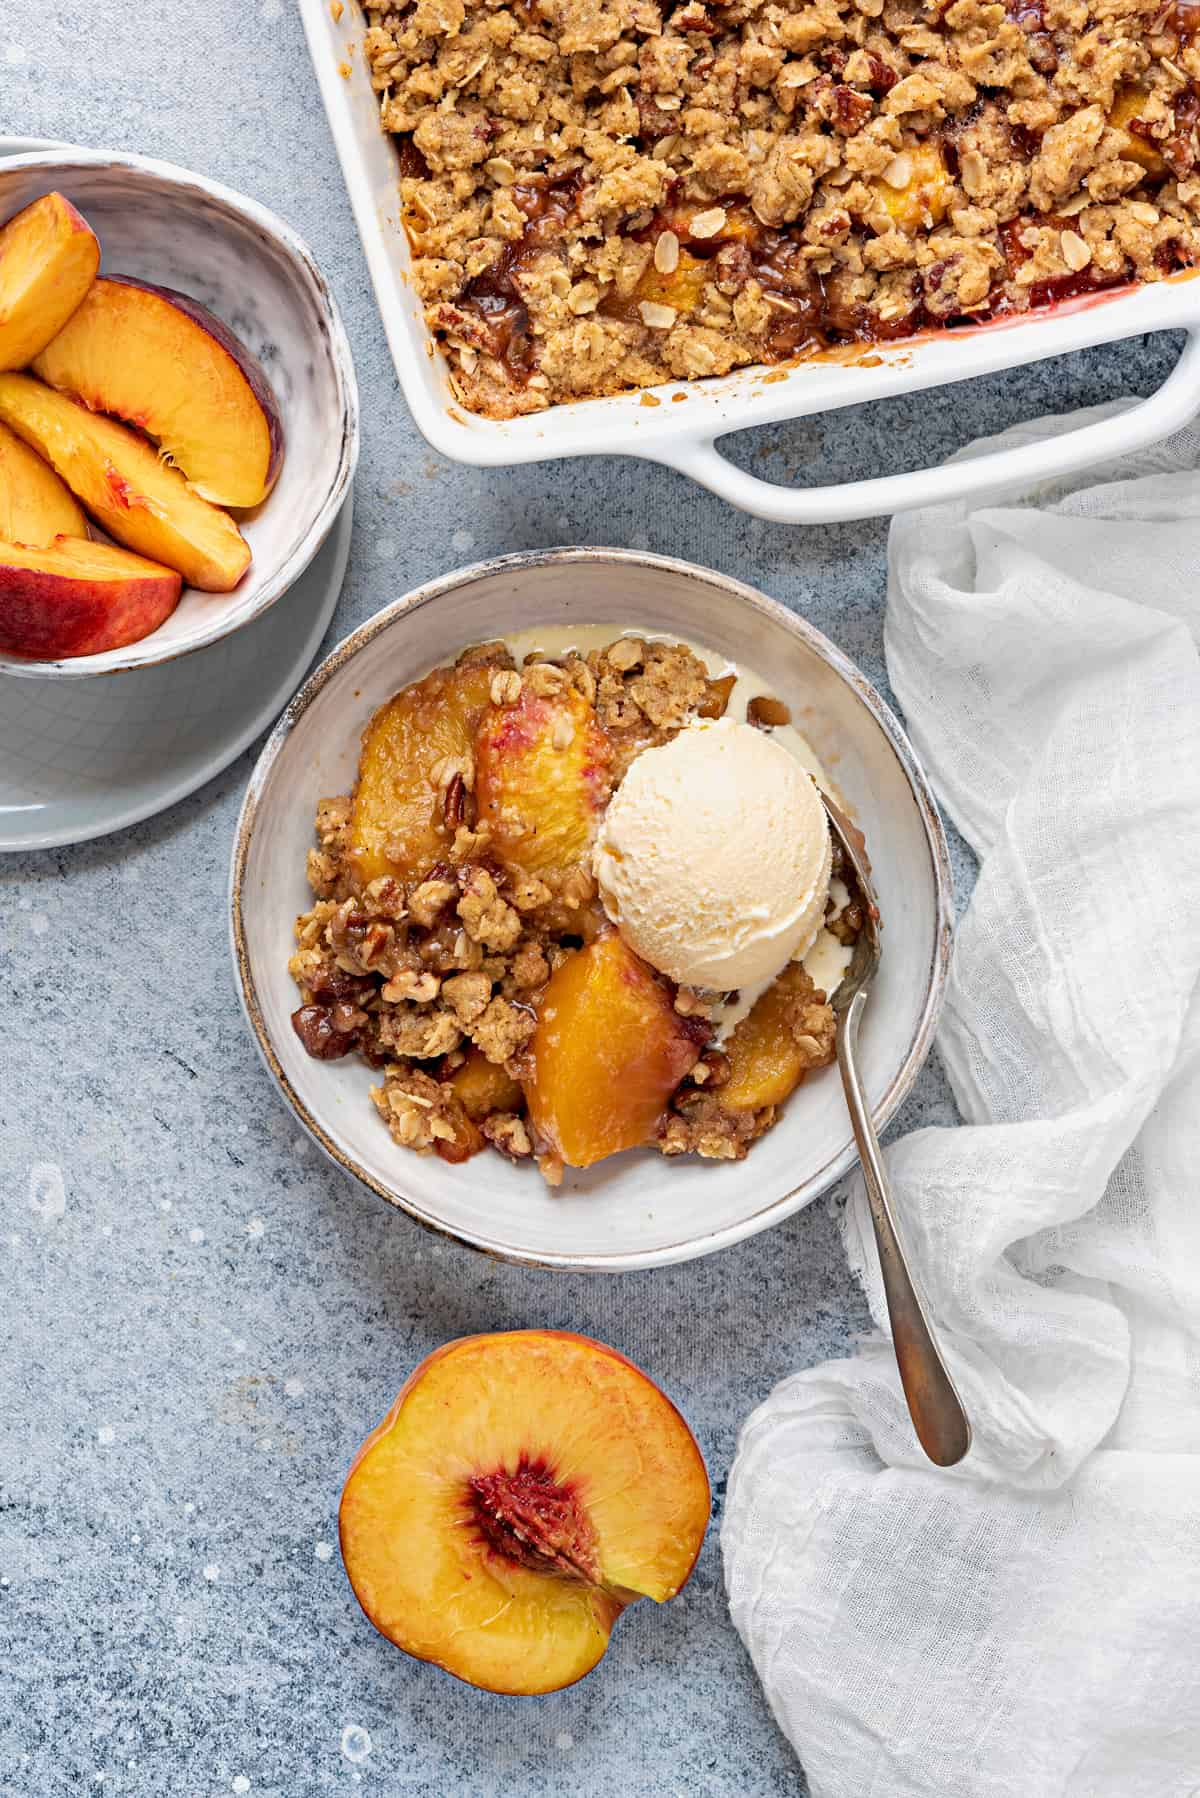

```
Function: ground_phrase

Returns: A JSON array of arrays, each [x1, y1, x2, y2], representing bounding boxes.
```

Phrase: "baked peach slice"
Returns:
[[0, 418, 87, 545], [475, 680, 613, 877], [33, 277, 284, 508], [720, 963, 835, 1113], [631, 247, 710, 322], [447, 1046, 524, 1120], [339, 1330, 710, 1694], [0, 192, 99, 371], [347, 655, 503, 887], [873, 142, 950, 233], [0, 536, 181, 659], [525, 932, 706, 1167], [1108, 87, 1166, 175], [0, 374, 250, 591]]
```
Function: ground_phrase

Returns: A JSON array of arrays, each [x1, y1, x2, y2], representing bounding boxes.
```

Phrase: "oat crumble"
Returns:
[[360, 0, 1200, 415], [289, 634, 859, 1182]]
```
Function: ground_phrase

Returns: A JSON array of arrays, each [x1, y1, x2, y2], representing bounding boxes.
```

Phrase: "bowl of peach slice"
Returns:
[[231, 549, 954, 1271], [0, 150, 357, 675]]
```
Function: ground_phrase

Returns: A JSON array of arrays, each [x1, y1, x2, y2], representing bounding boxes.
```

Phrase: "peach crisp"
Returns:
[[361, 0, 1200, 418], [289, 630, 864, 1185]]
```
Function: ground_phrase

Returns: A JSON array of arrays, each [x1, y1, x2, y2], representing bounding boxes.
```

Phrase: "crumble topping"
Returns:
[[361, 0, 1200, 415], [289, 636, 859, 1182]]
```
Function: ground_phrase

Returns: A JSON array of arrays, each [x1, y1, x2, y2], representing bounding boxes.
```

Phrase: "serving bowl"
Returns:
[[301, 0, 1200, 525], [0, 147, 358, 679], [230, 549, 953, 1271]]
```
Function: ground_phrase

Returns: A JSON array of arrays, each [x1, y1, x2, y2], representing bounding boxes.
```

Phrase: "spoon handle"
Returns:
[[836, 990, 972, 1467]]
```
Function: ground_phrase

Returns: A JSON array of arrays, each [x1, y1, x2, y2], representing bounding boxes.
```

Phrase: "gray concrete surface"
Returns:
[[0, 4, 1182, 1794]]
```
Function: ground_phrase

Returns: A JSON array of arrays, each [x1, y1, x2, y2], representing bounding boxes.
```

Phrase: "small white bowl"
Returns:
[[230, 550, 954, 1272], [0, 148, 358, 679]]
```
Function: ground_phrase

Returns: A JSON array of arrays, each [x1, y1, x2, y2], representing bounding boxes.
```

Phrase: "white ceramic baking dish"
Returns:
[[302, 0, 1200, 524]]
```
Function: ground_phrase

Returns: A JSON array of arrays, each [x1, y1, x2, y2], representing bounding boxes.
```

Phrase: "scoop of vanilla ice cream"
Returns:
[[592, 716, 832, 991]]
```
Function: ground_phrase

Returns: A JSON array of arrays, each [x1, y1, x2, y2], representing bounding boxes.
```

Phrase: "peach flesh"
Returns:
[[33, 276, 284, 508], [339, 1330, 710, 1695], [0, 192, 99, 371], [474, 683, 613, 877], [524, 932, 707, 1167], [0, 418, 88, 545], [0, 373, 251, 591], [348, 657, 500, 887]]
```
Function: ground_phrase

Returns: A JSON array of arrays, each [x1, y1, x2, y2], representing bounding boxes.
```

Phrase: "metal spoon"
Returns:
[[820, 790, 972, 1468]]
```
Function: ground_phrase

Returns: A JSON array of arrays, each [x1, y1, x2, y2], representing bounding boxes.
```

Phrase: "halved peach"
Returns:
[[525, 932, 706, 1167], [0, 535, 181, 659], [0, 192, 99, 371], [0, 374, 250, 591], [348, 655, 504, 888], [339, 1330, 710, 1694], [0, 418, 87, 544], [33, 276, 284, 508], [720, 963, 835, 1112], [474, 681, 613, 877]]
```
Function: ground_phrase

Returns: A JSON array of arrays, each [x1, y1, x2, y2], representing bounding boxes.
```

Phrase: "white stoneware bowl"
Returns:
[[230, 550, 954, 1271], [0, 148, 358, 679]]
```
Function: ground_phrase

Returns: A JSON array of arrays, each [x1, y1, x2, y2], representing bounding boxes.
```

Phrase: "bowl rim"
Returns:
[[229, 547, 956, 1272], [0, 146, 360, 680]]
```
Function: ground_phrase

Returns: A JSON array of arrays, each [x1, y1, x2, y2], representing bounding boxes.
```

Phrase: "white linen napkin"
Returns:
[[723, 405, 1200, 1798]]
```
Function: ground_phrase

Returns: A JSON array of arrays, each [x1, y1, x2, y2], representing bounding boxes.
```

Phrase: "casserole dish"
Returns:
[[302, 0, 1200, 525], [230, 548, 953, 1271]]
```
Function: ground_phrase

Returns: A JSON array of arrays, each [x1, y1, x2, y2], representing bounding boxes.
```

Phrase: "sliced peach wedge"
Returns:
[[0, 373, 250, 591], [0, 418, 88, 545], [0, 192, 99, 371], [347, 651, 506, 887], [0, 536, 181, 659], [720, 962, 836, 1113], [474, 676, 613, 878], [340, 1331, 710, 1694], [33, 277, 284, 509], [525, 931, 707, 1167]]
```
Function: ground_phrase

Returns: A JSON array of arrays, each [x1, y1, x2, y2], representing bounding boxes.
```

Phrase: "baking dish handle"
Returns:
[[654, 328, 1200, 524]]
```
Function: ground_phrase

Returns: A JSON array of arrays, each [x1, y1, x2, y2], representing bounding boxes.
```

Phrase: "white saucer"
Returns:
[[0, 493, 352, 850]]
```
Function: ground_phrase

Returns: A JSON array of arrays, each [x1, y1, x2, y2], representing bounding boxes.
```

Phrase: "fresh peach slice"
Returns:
[[0, 418, 87, 544], [448, 1047, 524, 1121], [0, 192, 99, 371], [339, 1330, 710, 1694], [474, 680, 613, 877], [348, 656, 503, 888], [720, 963, 835, 1112], [0, 374, 250, 591], [0, 535, 181, 659], [873, 142, 950, 232], [525, 932, 706, 1167], [33, 277, 284, 508]]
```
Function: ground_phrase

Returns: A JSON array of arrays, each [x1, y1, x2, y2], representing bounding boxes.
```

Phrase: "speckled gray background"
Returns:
[[0, 5, 1182, 1795]]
